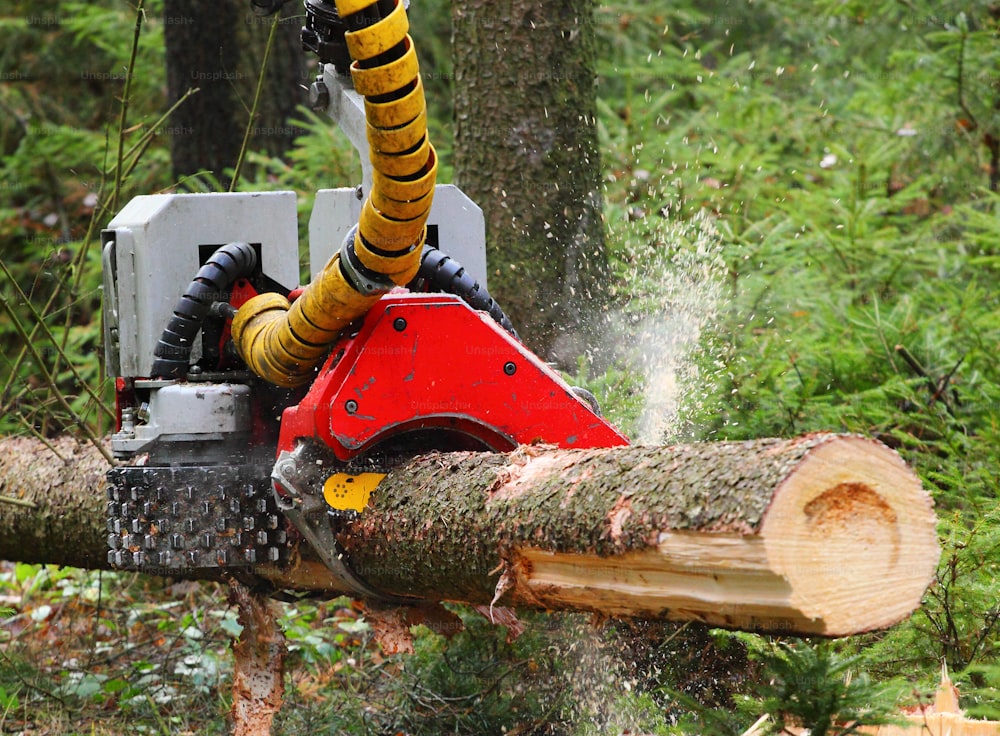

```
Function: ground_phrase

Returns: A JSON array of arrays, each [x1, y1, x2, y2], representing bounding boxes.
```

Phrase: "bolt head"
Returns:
[[309, 79, 330, 111]]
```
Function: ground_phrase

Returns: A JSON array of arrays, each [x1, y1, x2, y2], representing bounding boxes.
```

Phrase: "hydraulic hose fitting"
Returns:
[[232, 0, 436, 387]]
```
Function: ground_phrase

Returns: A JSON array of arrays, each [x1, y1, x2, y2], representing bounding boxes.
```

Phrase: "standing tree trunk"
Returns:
[[452, 0, 609, 365], [162, 1, 305, 189]]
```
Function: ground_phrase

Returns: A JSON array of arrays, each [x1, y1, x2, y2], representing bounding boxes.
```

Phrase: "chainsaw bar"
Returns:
[[107, 464, 290, 575]]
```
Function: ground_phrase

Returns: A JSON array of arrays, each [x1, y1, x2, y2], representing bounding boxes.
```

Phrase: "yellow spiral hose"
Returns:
[[232, 0, 437, 387]]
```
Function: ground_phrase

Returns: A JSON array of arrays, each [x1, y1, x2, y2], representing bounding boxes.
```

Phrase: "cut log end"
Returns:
[[504, 435, 939, 636], [762, 435, 939, 635]]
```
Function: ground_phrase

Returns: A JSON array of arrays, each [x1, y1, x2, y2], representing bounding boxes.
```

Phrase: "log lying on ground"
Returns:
[[0, 433, 939, 636], [0, 436, 111, 570]]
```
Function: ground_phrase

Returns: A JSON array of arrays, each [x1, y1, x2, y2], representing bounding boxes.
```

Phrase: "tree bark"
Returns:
[[0, 436, 110, 570], [229, 581, 286, 736], [0, 433, 939, 636], [451, 0, 609, 365], [162, 1, 305, 188]]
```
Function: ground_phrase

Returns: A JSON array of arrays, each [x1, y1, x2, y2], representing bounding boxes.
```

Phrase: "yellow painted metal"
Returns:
[[323, 472, 385, 513]]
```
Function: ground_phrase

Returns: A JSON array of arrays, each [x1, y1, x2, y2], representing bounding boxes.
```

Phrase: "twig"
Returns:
[[144, 694, 174, 736], [741, 714, 771, 736], [0, 291, 113, 463], [12, 411, 68, 464], [0, 496, 37, 509], [104, 87, 199, 184], [930, 354, 964, 410], [955, 28, 979, 134], [894, 344, 959, 417], [0, 647, 70, 709], [110, 0, 146, 215], [0, 259, 114, 424], [894, 343, 931, 383], [230, 13, 282, 191]]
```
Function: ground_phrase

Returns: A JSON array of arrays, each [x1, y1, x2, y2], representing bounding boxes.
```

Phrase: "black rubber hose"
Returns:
[[150, 242, 258, 378], [416, 245, 519, 340]]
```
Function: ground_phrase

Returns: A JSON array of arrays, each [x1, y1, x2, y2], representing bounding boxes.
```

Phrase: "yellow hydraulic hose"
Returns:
[[231, 0, 437, 388]]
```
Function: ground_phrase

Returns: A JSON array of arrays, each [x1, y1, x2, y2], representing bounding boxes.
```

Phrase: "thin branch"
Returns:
[[230, 14, 282, 191], [0, 278, 65, 414], [930, 355, 964, 409], [110, 0, 146, 215], [0, 495, 37, 509], [13, 409, 69, 464], [0, 290, 113, 464], [0, 259, 114, 424], [956, 29, 979, 132], [104, 87, 200, 184], [894, 344, 960, 417]]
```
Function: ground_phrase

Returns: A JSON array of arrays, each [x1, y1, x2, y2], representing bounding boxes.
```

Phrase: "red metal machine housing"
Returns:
[[278, 292, 628, 460]]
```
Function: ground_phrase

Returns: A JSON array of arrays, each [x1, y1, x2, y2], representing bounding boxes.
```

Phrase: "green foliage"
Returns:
[[2, 0, 1000, 732], [586, 0, 1000, 729], [664, 635, 905, 735], [0, 0, 174, 447], [740, 638, 902, 735]]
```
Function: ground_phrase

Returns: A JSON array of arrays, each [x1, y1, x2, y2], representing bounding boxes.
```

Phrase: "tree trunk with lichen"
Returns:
[[163, 0, 305, 189], [452, 0, 609, 365], [0, 433, 939, 636]]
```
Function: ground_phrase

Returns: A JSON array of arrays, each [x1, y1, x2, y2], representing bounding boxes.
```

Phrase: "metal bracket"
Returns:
[[271, 443, 414, 604]]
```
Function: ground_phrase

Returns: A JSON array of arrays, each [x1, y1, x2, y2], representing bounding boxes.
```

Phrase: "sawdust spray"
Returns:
[[626, 208, 727, 445], [541, 207, 730, 732]]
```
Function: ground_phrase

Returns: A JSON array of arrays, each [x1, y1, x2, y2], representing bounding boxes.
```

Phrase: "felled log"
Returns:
[[0, 433, 939, 636], [0, 435, 111, 571]]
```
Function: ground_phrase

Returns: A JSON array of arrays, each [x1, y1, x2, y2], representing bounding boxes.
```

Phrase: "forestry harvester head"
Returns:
[[101, 0, 628, 599]]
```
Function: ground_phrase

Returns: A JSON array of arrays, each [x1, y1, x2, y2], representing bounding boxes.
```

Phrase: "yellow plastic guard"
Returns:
[[323, 472, 385, 513]]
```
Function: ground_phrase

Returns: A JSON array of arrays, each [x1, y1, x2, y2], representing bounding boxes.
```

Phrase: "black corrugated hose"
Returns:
[[416, 245, 519, 340], [150, 242, 258, 378]]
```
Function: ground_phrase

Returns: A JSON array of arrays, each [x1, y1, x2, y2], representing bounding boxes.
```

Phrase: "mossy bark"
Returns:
[[452, 0, 609, 364], [0, 434, 816, 579], [339, 436, 828, 603], [0, 435, 111, 570]]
